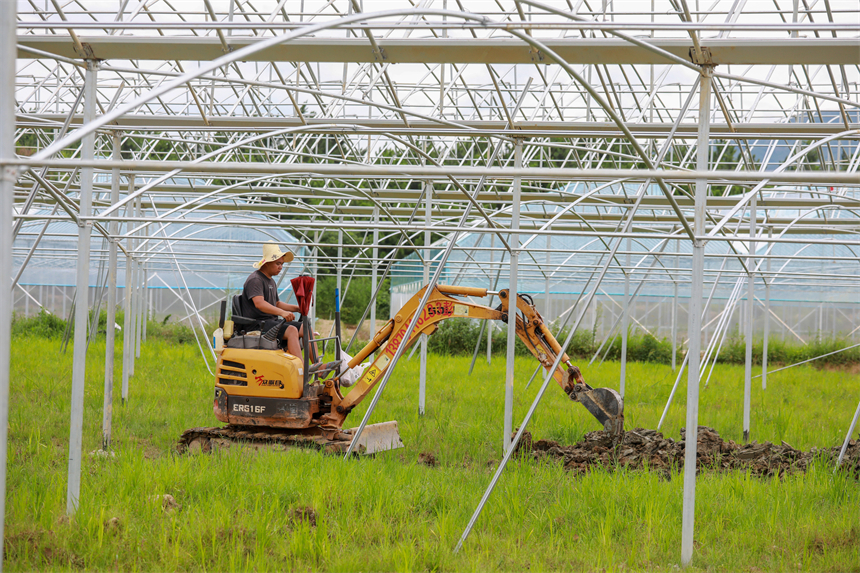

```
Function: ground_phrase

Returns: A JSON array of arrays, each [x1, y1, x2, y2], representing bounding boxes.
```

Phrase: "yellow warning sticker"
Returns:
[[361, 366, 380, 387], [454, 304, 469, 316], [376, 353, 391, 371]]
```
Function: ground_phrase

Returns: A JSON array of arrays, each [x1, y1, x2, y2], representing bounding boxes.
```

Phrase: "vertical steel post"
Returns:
[[134, 234, 143, 359], [102, 132, 121, 450], [0, 0, 18, 565], [504, 139, 523, 453], [67, 60, 98, 515], [129, 197, 141, 374], [672, 238, 679, 371], [333, 229, 341, 358], [121, 177, 135, 403], [545, 234, 551, 316], [142, 265, 148, 342], [370, 205, 378, 338], [128, 203, 138, 376], [762, 226, 772, 389], [419, 181, 431, 415], [334, 230, 342, 357], [336, 229, 342, 298], [620, 237, 630, 398], [487, 234, 495, 364], [681, 65, 712, 567], [311, 230, 319, 324], [743, 195, 756, 442]]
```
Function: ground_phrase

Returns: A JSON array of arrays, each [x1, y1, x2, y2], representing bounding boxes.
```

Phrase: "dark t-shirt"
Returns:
[[242, 270, 279, 320]]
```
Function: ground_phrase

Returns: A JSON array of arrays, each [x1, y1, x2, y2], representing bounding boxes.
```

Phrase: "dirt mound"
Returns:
[[516, 427, 860, 477]]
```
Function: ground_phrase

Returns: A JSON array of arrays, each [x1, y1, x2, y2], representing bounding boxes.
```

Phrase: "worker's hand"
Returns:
[[282, 311, 295, 322]]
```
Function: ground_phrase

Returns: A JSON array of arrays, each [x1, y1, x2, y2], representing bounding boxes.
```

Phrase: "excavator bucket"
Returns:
[[342, 421, 405, 454], [571, 384, 625, 440]]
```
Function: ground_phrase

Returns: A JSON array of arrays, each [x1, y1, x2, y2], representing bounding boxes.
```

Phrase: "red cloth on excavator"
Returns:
[[290, 276, 315, 316]]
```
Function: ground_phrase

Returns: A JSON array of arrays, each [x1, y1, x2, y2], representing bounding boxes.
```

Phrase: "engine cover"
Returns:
[[215, 347, 304, 399]]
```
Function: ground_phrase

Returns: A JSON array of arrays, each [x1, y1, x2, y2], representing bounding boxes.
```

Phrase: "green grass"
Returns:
[[6, 335, 859, 571]]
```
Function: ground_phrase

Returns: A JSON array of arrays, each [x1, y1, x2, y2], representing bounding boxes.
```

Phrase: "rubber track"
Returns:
[[177, 426, 353, 454]]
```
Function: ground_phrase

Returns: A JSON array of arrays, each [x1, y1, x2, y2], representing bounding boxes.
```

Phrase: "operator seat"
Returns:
[[231, 294, 261, 334]]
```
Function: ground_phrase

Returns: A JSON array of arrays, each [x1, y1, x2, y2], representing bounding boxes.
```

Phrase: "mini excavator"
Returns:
[[178, 284, 624, 454]]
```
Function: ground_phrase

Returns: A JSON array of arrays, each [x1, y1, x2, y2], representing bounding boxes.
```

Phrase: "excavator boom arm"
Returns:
[[320, 285, 623, 437]]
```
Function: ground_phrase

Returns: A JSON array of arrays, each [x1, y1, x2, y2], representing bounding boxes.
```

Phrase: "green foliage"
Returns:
[[315, 276, 390, 324], [11, 308, 201, 346], [590, 330, 675, 364], [15, 131, 39, 156], [709, 143, 745, 195], [5, 340, 859, 572], [426, 318, 496, 355], [11, 309, 67, 339], [425, 320, 678, 365], [10, 307, 860, 369], [144, 319, 200, 345], [719, 330, 860, 367]]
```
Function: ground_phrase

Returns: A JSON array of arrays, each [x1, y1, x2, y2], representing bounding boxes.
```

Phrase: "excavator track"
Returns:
[[178, 426, 353, 454], [177, 421, 404, 455]]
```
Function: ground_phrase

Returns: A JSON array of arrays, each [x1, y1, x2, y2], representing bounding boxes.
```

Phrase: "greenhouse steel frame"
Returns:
[[3, 0, 860, 568]]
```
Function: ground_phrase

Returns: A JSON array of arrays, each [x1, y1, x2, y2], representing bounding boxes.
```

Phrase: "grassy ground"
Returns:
[[5, 336, 859, 572]]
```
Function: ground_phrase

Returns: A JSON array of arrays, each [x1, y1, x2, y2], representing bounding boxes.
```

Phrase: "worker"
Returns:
[[242, 242, 304, 357]]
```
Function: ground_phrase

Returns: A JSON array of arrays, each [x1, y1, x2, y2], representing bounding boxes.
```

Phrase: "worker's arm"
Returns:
[[276, 301, 301, 314], [251, 296, 295, 321]]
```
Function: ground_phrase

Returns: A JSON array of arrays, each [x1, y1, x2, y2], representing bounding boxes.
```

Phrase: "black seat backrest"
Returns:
[[231, 294, 259, 328]]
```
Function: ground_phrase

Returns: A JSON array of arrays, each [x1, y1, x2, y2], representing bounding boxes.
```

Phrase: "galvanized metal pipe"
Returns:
[[67, 60, 97, 515], [8, 159, 860, 187], [681, 66, 712, 567], [142, 265, 148, 342], [135, 222, 144, 360], [487, 234, 495, 365], [336, 229, 343, 296], [419, 182, 430, 416], [0, 0, 18, 567], [743, 195, 756, 442], [672, 239, 679, 372], [311, 230, 319, 325], [121, 176, 135, 403], [503, 139, 522, 453], [370, 206, 378, 342], [545, 234, 551, 316], [762, 226, 772, 389], [129, 196, 141, 376], [102, 132, 121, 450], [620, 237, 630, 398]]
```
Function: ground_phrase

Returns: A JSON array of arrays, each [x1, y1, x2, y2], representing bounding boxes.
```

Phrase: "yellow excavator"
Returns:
[[178, 284, 624, 454]]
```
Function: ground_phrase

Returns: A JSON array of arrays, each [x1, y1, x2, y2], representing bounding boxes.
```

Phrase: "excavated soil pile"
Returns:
[[515, 426, 860, 477]]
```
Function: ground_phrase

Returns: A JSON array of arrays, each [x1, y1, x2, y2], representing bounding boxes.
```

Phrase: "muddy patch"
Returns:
[[289, 506, 317, 528], [515, 426, 860, 477], [4, 528, 84, 568]]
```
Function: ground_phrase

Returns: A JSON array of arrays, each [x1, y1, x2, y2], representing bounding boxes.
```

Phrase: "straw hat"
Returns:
[[253, 242, 294, 269]]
